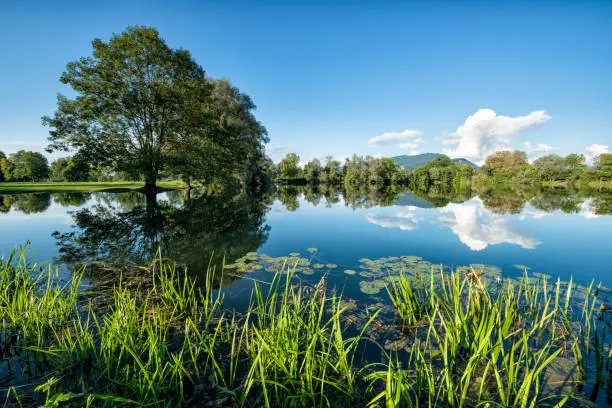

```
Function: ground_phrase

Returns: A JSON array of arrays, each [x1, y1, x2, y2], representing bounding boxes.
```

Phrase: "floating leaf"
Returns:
[[306, 247, 318, 253], [326, 263, 337, 269], [313, 263, 325, 269], [359, 281, 383, 295], [359, 271, 375, 278], [344, 269, 357, 276]]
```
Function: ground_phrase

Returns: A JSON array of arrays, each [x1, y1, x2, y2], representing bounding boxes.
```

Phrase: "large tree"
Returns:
[[44, 26, 264, 190]]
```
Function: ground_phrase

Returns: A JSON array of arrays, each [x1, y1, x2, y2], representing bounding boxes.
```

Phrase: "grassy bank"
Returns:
[[0, 180, 185, 193], [0, 249, 608, 407]]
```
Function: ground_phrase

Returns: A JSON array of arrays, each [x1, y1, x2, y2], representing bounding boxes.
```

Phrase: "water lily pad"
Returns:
[[359, 271, 375, 278], [359, 281, 383, 295], [326, 263, 337, 269], [344, 269, 357, 275], [289, 252, 300, 257], [371, 279, 387, 289], [300, 268, 314, 275], [514, 264, 532, 271], [307, 247, 318, 253], [313, 263, 325, 269], [400, 255, 422, 264]]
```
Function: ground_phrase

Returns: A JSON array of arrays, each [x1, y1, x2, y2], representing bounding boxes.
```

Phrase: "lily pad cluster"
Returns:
[[358, 256, 440, 279], [224, 249, 319, 276]]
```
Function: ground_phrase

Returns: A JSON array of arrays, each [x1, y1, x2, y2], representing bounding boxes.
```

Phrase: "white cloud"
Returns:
[[586, 144, 609, 165], [438, 197, 540, 251], [442, 109, 551, 163], [399, 142, 418, 149], [368, 129, 422, 147], [524, 141, 559, 154], [366, 207, 423, 231]]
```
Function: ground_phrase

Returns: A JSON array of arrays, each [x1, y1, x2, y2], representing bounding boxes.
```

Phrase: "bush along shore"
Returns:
[[1, 248, 610, 407]]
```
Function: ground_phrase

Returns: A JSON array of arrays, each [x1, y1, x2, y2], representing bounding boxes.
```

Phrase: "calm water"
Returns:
[[0, 188, 611, 291]]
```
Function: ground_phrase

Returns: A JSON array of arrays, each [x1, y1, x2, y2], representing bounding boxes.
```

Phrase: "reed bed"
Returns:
[[0, 249, 609, 407]]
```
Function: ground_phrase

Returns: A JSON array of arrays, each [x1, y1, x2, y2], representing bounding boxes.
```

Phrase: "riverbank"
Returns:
[[0, 180, 186, 193]]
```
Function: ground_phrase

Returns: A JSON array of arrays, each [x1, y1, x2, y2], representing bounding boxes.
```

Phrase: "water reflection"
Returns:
[[273, 184, 612, 217], [366, 207, 423, 231], [438, 198, 540, 251], [0, 184, 610, 282], [52, 189, 273, 277]]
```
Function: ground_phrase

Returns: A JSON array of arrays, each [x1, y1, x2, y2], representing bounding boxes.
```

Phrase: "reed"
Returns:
[[372, 269, 598, 407], [0, 249, 607, 407]]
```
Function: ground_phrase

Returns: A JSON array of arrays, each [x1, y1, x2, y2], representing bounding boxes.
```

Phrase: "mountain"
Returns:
[[392, 153, 479, 171]]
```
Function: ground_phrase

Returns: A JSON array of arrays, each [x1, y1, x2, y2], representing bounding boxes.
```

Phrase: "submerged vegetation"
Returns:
[[2, 246, 612, 407]]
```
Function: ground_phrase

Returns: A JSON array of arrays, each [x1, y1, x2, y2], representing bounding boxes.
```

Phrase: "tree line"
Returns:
[[275, 150, 612, 190], [475, 150, 612, 188]]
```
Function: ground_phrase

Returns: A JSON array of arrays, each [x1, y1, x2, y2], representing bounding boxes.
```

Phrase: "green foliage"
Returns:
[[532, 154, 570, 182], [0, 156, 15, 181], [532, 154, 587, 183], [50, 156, 92, 182], [407, 154, 473, 199], [564, 153, 587, 178], [5, 150, 50, 181], [594, 153, 612, 180], [43, 26, 268, 190], [482, 150, 530, 175], [277, 153, 302, 180], [302, 158, 322, 182], [320, 157, 343, 185]]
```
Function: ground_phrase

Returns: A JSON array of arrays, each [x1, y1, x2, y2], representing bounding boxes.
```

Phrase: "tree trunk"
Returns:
[[144, 171, 157, 191], [144, 190, 158, 209]]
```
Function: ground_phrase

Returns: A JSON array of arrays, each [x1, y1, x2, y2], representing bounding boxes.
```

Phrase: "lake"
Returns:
[[2, 187, 612, 405], [1, 187, 611, 291]]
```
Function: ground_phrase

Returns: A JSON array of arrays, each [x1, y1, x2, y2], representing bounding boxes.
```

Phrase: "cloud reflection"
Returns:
[[366, 207, 423, 231], [438, 198, 540, 251]]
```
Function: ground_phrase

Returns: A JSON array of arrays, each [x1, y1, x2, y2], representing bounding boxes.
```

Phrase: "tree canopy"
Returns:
[[43, 26, 268, 190]]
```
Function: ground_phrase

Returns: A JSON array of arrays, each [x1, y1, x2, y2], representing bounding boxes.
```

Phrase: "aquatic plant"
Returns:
[[372, 268, 601, 407], [0, 248, 608, 407]]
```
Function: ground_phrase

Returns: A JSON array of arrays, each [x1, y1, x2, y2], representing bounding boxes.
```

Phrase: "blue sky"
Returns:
[[1, 0, 610, 165]]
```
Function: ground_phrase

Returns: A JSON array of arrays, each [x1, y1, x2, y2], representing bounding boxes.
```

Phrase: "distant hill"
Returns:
[[392, 153, 479, 171]]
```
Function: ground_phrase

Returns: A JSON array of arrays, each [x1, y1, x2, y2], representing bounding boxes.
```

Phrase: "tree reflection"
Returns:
[[52, 192, 92, 207], [530, 190, 584, 214], [590, 192, 612, 215], [475, 184, 537, 214], [53, 188, 273, 279], [0, 193, 52, 214]]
